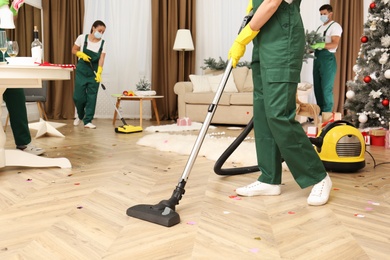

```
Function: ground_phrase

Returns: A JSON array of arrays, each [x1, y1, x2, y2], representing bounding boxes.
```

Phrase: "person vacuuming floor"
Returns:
[[229, 0, 332, 205], [72, 20, 106, 129]]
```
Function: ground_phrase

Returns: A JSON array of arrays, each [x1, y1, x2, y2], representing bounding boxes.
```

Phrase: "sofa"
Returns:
[[174, 66, 316, 125]]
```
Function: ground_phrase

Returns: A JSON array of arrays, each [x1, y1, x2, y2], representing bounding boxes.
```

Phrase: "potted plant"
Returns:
[[135, 77, 156, 96]]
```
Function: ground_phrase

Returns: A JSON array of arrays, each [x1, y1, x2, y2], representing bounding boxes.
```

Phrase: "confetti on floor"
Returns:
[[250, 248, 259, 253], [186, 221, 196, 225], [354, 214, 365, 218]]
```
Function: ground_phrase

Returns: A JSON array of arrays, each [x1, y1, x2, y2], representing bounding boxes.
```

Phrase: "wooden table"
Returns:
[[0, 65, 73, 168], [111, 94, 163, 127]]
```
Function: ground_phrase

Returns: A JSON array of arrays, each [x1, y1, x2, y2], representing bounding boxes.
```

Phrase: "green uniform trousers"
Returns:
[[3, 88, 31, 146], [252, 0, 326, 188], [313, 49, 337, 113]]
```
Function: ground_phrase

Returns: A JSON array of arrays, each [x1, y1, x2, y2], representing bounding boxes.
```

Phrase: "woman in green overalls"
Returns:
[[72, 20, 106, 129], [228, 0, 332, 206]]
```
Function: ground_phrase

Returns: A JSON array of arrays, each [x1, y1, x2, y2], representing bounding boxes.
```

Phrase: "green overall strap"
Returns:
[[316, 21, 335, 36]]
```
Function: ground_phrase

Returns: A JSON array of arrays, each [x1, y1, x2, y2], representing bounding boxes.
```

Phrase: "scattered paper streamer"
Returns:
[[354, 214, 365, 218]]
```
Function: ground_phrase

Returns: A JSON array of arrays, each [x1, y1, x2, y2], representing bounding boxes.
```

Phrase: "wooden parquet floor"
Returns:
[[0, 118, 389, 260]]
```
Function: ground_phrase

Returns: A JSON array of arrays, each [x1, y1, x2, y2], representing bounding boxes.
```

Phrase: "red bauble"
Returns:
[[361, 36, 368, 43], [382, 98, 389, 107], [363, 76, 372, 83], [370, 2, 376, 9]]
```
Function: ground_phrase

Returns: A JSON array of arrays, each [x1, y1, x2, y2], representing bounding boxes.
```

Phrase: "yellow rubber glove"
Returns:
[[310, 42, 325, 50], [95, 66, 103, 83], [228, 24, 259, 68], [76, 51, 91, 62], [246, 0, 253, 15]]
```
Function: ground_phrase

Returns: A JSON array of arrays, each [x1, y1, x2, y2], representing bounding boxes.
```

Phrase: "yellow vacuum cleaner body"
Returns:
[[313, 120, 365, 173]]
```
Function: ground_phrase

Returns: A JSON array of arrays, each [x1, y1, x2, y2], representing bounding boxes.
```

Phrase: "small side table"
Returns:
[[111, 94, 164, 127]]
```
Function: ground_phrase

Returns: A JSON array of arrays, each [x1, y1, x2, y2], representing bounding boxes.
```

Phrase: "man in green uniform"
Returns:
[[228, 0, 332, 206], [1, 0, 44, 155], [311, 4, 343, 113]]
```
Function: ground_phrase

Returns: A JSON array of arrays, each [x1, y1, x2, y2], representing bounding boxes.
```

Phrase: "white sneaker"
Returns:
[[84, 123, 96, 129], [236, 181, 281, 197], [307, 173, 332, 206], [73, 118, 81, 126], [17, 143, 45, 156]]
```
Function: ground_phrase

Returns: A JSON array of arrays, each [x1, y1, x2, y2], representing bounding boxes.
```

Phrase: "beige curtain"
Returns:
[[151, 0, 196, 120], [330, 0, 363, 113]]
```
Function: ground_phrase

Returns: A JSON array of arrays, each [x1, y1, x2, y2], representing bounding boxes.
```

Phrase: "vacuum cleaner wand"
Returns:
[[126, 59, 234, 227]]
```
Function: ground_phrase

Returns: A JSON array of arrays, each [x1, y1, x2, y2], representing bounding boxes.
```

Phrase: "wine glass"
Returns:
[[7, 41, 19, 58], [0, 31, 8, 63]]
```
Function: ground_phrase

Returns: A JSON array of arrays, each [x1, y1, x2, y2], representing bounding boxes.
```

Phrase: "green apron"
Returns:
[[73, 35, 104, 124], [0, 29, 31, 146], [252, 0, 326, 188]]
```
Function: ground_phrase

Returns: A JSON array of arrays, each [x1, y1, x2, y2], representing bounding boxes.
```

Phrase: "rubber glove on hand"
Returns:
[[10, 0, 24, 15], [95, 66, 103, 83], [228, 24, 259, 68], [310, 42, 325, 50], [76, 51, 91, 62], [246, 0, 253, 14]]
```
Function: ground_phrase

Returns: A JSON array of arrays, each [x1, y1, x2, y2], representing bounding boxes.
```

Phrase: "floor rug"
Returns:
[[137, 132, 257, 166], [144, 122, 216, 133]]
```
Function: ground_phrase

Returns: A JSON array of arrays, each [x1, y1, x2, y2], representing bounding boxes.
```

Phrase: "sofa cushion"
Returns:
[[184, 92, 231, 105], [208, 73, 238, 93], [189, 75, 211, 93], [229, 92, 253, 105], [232, 67, 249, 92], [242, 69, 253, 92]]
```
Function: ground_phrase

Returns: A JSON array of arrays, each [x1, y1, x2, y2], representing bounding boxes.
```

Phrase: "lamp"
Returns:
[[0, 5, 15, 29], [173, 29, 194, 81]]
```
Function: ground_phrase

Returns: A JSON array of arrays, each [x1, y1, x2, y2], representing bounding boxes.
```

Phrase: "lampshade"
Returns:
[[0, 5, 15, 29], [173, 29, 194, 51]]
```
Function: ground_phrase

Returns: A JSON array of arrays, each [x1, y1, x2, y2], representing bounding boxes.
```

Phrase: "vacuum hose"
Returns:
[[214, 118, 260, 175]]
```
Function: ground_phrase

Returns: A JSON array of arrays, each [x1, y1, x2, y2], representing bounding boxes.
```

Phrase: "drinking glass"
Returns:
[[7, 41, 19, 57], [0, 31, 8, 62]]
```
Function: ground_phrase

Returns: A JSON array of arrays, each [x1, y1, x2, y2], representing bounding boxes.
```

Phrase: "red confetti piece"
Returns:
[[354, 213, 365, 218], [288, 211, 295, 215], [229, 195, 241, 200], [333, 188, 340, 191], [74, 183, 80, 185]]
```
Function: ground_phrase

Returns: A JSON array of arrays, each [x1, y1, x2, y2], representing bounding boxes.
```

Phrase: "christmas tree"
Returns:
[[344, 0, 390, 128]]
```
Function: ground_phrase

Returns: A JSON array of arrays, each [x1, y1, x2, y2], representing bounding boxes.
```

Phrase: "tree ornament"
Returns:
[[379, 52, 389, 64], [382, 98, 389, 107], [353, 64, 361, 73], [361, 36, 369, 43], [359, 114, 368, 123], [370, 2, 376, 9], [364, 75, 372, 83], [385, 69, 390, 79], [346, 90, 355, 99], [381, 35, 390, 48]]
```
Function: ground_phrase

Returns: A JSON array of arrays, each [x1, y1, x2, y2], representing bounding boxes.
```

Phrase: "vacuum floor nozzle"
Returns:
[[115, 125, 143, 134], [126, 204, 180, 227]]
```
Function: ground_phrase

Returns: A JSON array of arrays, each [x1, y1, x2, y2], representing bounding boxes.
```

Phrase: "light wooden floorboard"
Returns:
[[0, 118, 389, 259]]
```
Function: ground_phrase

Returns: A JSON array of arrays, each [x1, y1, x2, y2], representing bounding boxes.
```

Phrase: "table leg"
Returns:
[[151, 99, 160, 125], [112, 98, 121, 125], [139, 99, 143, 127]]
